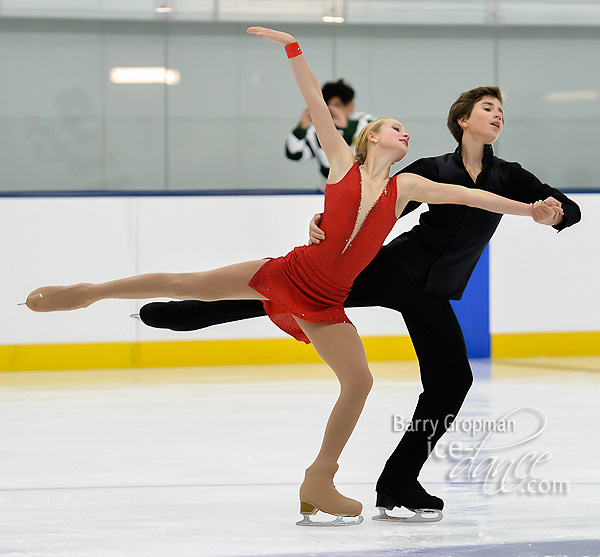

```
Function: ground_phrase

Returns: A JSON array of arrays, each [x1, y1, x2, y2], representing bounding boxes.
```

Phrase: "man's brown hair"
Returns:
[[447, 86, 503, 143]]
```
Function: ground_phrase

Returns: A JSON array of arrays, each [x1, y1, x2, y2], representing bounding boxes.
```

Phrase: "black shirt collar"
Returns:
[[454, 143, 494, 166]]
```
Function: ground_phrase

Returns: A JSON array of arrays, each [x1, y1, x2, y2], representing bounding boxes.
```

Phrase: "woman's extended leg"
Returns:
[[26, 260, 269, 312], [292, 317, 373, 522]]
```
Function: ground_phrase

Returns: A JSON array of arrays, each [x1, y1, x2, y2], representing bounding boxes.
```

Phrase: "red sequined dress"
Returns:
[[248, 161, 398, 344]]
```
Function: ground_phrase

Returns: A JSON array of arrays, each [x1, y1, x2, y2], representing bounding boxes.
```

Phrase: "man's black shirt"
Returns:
[[390, 144, 581, 300]]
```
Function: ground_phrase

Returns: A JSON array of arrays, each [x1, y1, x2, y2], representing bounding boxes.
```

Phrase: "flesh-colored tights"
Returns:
[[27, 259, 373, 497]]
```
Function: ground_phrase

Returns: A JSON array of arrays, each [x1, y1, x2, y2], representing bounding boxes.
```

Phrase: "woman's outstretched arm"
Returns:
[[400, 173, 564, 219], [247, 27, 354, 172]]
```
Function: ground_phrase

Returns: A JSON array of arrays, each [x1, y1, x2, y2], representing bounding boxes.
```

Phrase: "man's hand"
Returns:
[[532, 198, 564, 225], [308, 213, 325, 245], [328, 105, 348, 129], [299, 108, 312, 130]]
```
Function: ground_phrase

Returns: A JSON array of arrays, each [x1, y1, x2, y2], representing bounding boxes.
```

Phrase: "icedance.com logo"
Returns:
[[392, 406, 569, 496]]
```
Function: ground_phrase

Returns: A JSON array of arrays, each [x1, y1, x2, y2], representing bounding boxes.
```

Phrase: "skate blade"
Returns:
[[372, 507, 443, 523], [296, 512, 364, 527]]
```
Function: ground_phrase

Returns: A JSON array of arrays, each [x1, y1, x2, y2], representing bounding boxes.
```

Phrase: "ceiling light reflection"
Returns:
[[545, 90, 599, 103], [110, 67, 181, 85], [322, 15, 345, 23]]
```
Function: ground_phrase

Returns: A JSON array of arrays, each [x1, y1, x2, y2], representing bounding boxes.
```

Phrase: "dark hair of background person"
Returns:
[[321, 79, 355, 105]]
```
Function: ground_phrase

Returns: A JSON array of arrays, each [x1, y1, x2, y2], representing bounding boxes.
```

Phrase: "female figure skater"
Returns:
[[24, 27, 561, 526]]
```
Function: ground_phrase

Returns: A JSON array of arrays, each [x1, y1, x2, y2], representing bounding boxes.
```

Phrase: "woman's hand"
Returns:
[[247, 27, 296, 46]]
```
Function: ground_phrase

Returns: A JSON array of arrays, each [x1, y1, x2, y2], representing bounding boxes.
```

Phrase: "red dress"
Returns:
[[248, 161, 398, 344]]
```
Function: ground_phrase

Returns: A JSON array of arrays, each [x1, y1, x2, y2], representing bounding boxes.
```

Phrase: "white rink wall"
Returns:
[[1, 193, 596, 346], [490, 193, 597, 333], [3, 195, 423, 346]]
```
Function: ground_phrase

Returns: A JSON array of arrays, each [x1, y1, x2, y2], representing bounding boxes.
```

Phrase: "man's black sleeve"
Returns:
[[504, 163, 582, 231]]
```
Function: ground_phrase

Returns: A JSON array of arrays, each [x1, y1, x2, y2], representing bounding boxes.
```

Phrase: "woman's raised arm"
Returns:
[[247, 27, 354, 172]]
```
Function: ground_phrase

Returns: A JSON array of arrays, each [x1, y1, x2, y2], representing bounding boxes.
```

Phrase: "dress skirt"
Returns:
[[248, 245, 352, 344]]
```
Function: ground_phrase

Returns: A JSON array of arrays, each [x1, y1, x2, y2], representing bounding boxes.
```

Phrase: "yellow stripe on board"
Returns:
[[2, 331, 598, 373], [492, 331, 600, 358], [0, 336, 417, 372]]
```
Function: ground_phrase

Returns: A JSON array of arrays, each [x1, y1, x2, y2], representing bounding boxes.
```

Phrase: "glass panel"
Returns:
[[497, 27, 600, 190], [104, 22, 166, 190], [0, 20, 103, 191], [0, 19, 598, 193]]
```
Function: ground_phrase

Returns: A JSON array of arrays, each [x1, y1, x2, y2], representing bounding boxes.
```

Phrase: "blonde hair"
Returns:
[[354, 117, 391, 165]]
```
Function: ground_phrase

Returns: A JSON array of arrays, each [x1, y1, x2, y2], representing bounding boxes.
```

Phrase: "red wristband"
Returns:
[[285, 42, 302, 59]]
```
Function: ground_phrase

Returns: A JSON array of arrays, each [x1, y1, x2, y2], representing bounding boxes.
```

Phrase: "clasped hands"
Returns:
[[308, 197, 564, 245], [531, 197, 564, 225]]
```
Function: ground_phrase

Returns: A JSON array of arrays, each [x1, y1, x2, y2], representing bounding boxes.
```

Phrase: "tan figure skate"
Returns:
[[296, 462, 363, 526]]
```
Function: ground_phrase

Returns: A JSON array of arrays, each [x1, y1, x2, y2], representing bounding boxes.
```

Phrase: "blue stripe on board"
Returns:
[[451, 244, 490, 359]]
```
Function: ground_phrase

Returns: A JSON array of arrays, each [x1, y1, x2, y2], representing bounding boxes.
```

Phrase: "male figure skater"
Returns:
[[138, 86, 581, 520]]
